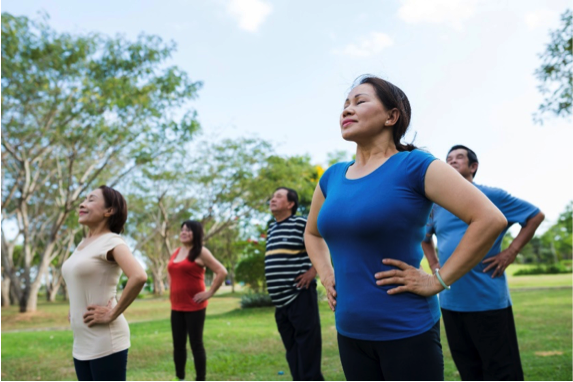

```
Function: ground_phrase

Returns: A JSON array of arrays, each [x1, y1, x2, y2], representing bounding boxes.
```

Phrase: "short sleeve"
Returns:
[[99, 234, 127, 261], [405, 149, 438, 197], [423, 206, 436, 243], [319, 162, 345, 197], [486, 187, 540, 227]]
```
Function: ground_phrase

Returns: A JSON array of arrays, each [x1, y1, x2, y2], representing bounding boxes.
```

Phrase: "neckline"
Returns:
[[343, 151, 406, 182], [76, 232, 114, 252], [173, 247, 194, 264], [275, 215, 294, 225]]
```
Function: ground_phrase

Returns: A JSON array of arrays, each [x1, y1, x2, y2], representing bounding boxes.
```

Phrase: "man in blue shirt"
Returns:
[[423, 145, 545, 381]]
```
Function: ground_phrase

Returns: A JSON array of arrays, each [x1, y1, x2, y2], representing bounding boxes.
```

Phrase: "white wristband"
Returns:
[[435, 268, 451, 290]]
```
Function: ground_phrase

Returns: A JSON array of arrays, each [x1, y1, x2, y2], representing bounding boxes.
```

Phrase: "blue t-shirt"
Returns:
[[317, 149, 441, 341], [425, 184, 540, 312]]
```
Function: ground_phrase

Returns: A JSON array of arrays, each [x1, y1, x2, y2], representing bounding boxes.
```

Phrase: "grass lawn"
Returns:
[[2, 285, 571, 381]]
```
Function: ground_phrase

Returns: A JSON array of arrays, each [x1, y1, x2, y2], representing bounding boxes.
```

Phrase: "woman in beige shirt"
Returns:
[[62, 185, 147, 381]]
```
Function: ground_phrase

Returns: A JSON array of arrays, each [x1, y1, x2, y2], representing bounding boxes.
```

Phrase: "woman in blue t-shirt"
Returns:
[[304, 75, 507, 381]]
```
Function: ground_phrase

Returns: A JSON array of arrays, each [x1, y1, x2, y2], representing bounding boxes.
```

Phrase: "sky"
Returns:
[[3, 0, 572, 234]]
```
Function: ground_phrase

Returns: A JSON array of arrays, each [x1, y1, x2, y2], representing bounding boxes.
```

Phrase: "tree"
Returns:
[[235, 238, 267, 293], [533, 9, 572, 124], [540, 201, 572, 261], [326, 150, 352, 167], [127, 189, 196, 296], [206, 225, 241, 293], [1, 13, 201, 311]]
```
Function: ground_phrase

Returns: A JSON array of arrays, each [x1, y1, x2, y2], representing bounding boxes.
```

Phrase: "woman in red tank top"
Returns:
[[168, 220, 227, 381]]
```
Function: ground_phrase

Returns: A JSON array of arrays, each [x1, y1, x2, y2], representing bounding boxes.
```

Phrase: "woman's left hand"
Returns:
[[375, 259, 443, 297], [193, 291, 212, 303], [83, 300, 115, 327]]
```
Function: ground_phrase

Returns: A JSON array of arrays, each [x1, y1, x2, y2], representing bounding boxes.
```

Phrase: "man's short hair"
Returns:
[[448, 144, 479, 178], [275, 187, 299, 216]]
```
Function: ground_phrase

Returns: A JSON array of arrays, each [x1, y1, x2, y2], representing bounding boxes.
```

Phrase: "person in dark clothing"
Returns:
[[266, 187, 324, 381]]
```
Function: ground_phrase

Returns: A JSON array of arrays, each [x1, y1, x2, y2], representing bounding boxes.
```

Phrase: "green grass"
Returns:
[[2, 285, 571, 381]]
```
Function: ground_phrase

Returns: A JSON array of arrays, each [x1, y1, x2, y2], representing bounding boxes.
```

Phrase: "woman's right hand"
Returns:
[[321, 274, 337, 311]]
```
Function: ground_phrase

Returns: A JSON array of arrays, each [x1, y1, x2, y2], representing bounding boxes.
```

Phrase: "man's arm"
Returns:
[[421, 235, 440, 272], [483, 211, 545, 277], [297, 218, 317, 289]]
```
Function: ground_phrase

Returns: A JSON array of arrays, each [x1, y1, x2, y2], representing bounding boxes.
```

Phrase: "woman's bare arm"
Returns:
[[304, 183, 337, 311], [194, 247, 228, 303], [376, 160, 507, 296]]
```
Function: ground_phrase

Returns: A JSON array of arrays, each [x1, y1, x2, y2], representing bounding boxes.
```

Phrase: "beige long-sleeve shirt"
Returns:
[[62, 233, 130, 360]]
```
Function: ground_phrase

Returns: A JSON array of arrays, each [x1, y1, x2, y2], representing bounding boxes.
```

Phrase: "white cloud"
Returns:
[[524, 9, 559, 30], [398, 0, 479, 30], [332, 32, 394, 58], [227, 0, 272, 32]]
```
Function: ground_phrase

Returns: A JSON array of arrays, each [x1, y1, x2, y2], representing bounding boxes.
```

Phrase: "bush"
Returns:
[[514, 263, 572, 276], [235, 251, 266, 293], [240, 292, 273, 308], [560, 259, 573, 268]]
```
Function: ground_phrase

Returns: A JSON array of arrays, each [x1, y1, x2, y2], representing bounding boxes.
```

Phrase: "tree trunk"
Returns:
[[20, 241, 58, 312], [149, 268, 165, 296], [22, 281, 42, 312], [228, 268, 235, 293], [46, 267, 64, 302], [1, 276, 11, 307], [153, 277, 165, 296], [62, 282, 68, 301], [45, 273, 52, 302], [47, 283, 61, 302], [10, 283, 19, 305]]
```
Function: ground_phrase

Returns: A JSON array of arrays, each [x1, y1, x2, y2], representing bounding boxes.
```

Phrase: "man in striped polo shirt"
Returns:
[[266, 187, 324, 381]]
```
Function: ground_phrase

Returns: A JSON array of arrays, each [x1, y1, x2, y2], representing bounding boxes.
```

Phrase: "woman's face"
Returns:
[[78, 189, 110, 226], [340, 83, 390, 143], [180, 225, 193, 244]]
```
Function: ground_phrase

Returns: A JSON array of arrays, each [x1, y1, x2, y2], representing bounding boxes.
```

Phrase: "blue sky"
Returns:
[[3, 0, 572, 232]]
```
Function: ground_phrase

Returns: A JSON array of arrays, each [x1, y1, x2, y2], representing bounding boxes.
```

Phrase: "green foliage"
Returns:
[[326, 150, 352, 167], [1, 12, 201, 311], [257, 154, 319, 216], [235, 239, 267, 293], [513, 263, 572, 276], [501, 231, 514, 251], [240, 292, 273, 308], [534, 9, 572, 123]]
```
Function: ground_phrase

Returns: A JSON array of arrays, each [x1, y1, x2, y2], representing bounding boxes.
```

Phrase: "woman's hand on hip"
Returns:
[[375, 258, 443, 297], [320, 273, 337, 312], [193, 291, 212, 303], [83, 300, 115, 327]]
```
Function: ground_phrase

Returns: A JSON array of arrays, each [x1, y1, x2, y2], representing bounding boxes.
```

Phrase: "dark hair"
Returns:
[[98, 185, 128, 234], [448, 145, 479, 178], [275, 187, 299, 216], [354, 75, 416, 152], [181, 220, 204, 262]]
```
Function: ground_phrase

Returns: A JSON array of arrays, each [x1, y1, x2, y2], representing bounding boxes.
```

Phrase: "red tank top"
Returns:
[[168, 248, 208, 312]]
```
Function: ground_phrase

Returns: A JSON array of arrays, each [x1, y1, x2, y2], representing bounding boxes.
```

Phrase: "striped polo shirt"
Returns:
[[265, 215, 314, 308]]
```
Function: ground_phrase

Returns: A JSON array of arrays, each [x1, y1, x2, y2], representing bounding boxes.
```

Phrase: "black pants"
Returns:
[[337, 321, 443, 381], [171, 309, 207, 381], [442, 307, 524, 381], [275, 285, 324, 381], [73, 349, 128, 381]]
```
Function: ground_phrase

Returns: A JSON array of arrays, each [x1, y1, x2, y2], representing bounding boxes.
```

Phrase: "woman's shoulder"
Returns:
[[404, 148, 436, 161], [320, 161, 352, 184], [103, 232, 126, 246]]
